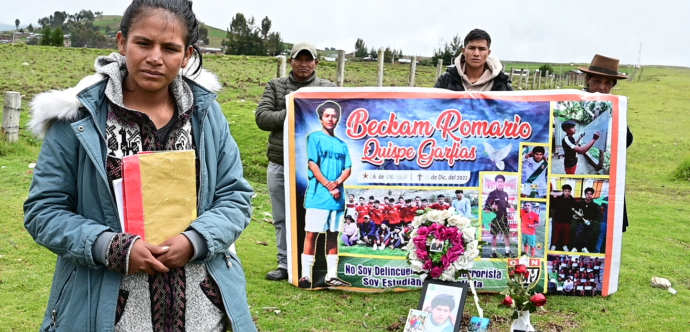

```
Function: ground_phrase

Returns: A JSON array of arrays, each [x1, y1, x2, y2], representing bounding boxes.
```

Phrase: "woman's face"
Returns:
[[117, 9, 192, 94]]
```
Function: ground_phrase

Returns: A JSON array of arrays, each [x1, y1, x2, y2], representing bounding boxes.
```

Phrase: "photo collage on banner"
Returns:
[[285, 89, 626, 296]]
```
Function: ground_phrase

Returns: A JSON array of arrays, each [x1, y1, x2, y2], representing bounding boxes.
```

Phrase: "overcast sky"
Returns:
[[3, 0, 688, 67]]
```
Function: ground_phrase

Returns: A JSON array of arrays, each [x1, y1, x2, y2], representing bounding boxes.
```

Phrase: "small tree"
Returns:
[[354, 38, 367, 58], [27, 23, 34, 32], [14, 19, 20, 43], [538, 64, 554, 77], [198, 23, 209, 44], [51, 26, 64, 46], [40, 25, 52, 45], [266, 31, 283, 56], [260, 16, 271, 40], [383, 46, 393, 63]]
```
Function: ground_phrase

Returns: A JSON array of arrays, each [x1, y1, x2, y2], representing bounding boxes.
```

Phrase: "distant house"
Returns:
[[397, 58, 419, 64], [200, 47, 223, 55], [568, 69, 584, 81], [322, 56, 346, 62]]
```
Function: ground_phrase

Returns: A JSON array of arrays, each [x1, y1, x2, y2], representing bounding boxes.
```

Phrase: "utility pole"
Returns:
[[636, 43, 642, 68]]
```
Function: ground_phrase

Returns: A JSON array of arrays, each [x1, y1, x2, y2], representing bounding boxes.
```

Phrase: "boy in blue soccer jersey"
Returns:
[[300, 101, 353, 288]]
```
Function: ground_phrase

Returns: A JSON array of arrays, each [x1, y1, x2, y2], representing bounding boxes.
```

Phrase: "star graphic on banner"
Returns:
[[363, 173, 369, 179]]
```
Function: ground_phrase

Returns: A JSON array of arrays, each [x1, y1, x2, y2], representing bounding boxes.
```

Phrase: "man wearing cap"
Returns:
[[434, 28, 513, 92], [256, 42, 336, 281], [578, 54, 633, 232]]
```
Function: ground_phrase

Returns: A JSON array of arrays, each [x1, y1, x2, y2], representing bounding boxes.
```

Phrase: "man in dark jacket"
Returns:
[[434, 29, 512, 92], [256, 42, 337, 280]]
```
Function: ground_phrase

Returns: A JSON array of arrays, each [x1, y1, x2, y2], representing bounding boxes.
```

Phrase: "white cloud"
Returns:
[[2, 0, 687, 66]]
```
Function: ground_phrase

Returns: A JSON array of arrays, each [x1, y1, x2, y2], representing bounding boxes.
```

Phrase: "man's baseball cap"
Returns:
[[291, 42, 317, 59], [363, 215, 370, 219]]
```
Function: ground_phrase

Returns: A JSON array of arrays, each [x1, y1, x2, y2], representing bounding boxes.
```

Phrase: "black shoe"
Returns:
[[266, 268, 288, 281], [506, 251, 516, 258], [298, 276, 312, 289], [325, 277, 352, 287], [491, 251, 499, 258]]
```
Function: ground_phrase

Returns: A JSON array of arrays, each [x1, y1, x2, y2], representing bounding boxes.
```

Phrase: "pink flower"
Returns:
[[444, 228, 458, 240], [417, 227, 430, 238], [451, 232, 464, 246], [415, 241, 427, 252], [423, 259, 434, 270], [417, 250, 429, 261], [430, 266, 443, 278], [441, 255, 452, 269]]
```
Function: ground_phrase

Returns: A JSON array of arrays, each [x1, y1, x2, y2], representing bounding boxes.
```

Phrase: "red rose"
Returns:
[[514, 264, 528, 276], [502, 295, 514, 306], [430, 266, 443, 278], [530, 293, 547, 307]]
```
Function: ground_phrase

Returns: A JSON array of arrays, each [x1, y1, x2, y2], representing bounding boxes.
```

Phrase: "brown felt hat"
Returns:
[[578, 54, 628, 80]]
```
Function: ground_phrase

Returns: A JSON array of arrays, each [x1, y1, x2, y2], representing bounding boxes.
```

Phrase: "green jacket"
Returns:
[[255, 71, 336, 165]]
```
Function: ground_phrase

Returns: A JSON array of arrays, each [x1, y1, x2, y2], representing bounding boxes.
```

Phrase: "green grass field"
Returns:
[[0, 43, 689, 331], [92, 15, 230, 48]]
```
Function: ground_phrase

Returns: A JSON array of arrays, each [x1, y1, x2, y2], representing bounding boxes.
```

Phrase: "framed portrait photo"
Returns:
[[417, 279, 469, 332]]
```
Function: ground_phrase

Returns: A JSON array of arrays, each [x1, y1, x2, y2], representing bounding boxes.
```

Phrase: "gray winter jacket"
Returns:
[[255, 71, 336, 165]]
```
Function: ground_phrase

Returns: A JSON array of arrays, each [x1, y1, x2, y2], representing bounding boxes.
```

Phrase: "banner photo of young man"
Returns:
[[284, 88, 627, 296]]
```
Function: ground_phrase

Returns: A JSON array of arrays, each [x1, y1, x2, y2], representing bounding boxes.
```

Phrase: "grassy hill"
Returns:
[[92, 15, 227, 48], [1, 43, 689, 332]]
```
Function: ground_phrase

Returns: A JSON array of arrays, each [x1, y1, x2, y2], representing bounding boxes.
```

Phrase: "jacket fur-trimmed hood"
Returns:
[[29, 53, 222, 138]]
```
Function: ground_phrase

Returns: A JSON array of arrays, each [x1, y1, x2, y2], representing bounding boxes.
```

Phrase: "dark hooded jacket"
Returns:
[[434, 55, 513, 92], [255, 71, 336, 165]]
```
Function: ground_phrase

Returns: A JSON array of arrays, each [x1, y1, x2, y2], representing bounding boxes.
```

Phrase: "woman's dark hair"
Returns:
[[120, 0, 203, 75]]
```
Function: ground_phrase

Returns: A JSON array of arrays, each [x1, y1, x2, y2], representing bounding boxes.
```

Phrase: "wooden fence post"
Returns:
[[518, 69, 524, 89], [2, 91, 21, 143], [336, 50, 346, 87], [523, 69, 530, 89], [408, 56, 417, 87], [531, 70, 538, 90], [435, 59, 444, 81], [538, 71, 542, 89], [509, 67, 515, 86], [276, 56, 286, 78], [377, 49, 385, 87]]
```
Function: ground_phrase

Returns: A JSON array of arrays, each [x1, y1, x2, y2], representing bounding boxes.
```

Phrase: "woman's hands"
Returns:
[[128, 234, 194, 275]]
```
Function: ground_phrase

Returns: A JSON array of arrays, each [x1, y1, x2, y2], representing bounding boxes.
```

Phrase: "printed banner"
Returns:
[[285, 88, 626, 296]]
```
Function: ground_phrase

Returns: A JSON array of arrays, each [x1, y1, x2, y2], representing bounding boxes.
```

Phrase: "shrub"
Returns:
[[674, 155, 690, 180], [538, 64, 554, 77]]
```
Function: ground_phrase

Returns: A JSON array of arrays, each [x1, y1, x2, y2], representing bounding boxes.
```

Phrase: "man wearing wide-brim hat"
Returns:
[[579, 54, 632, 234]]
